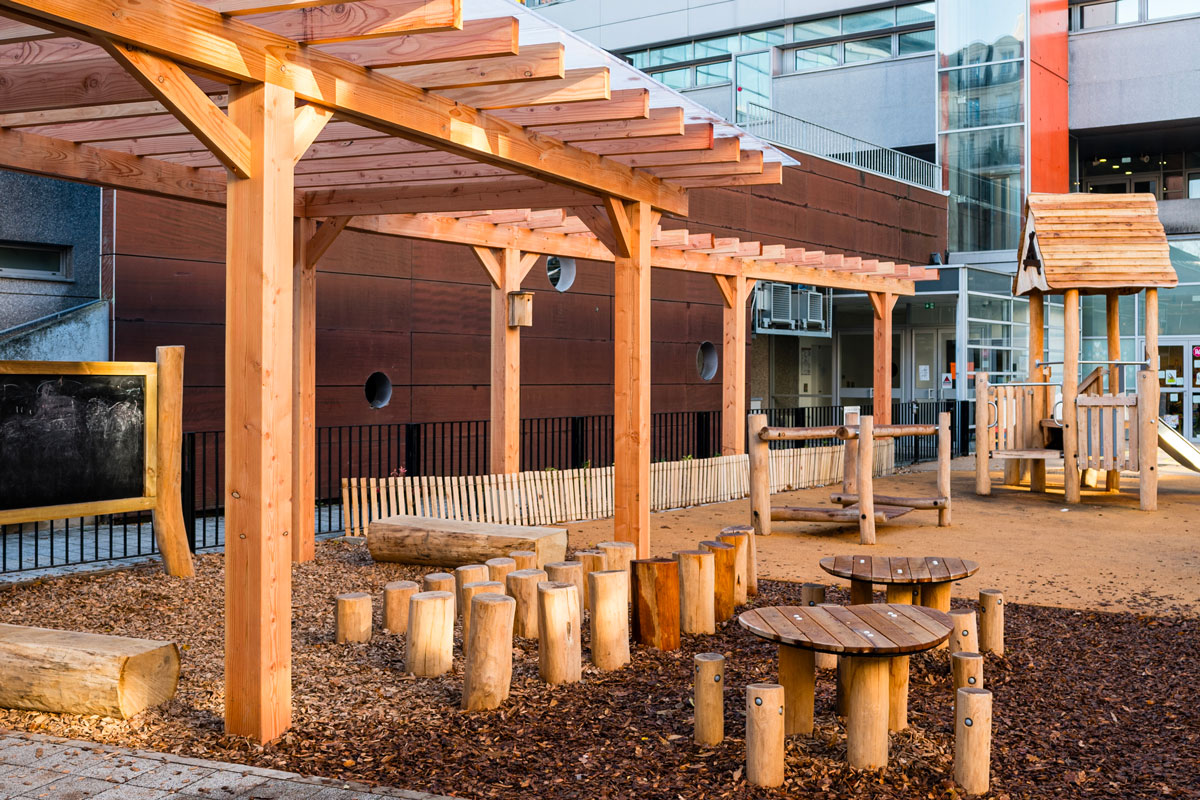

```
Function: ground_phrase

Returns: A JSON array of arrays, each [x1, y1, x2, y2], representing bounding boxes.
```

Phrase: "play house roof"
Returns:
[[1014, 193, 1178, 296]]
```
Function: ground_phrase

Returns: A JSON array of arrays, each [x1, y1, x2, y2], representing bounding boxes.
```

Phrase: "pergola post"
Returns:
[[716, 274, 755, 455], [474, 247, 539, 474], [869, 292, 897, 425], [224, 80, 295, 743], [608, 199, 657, 558]]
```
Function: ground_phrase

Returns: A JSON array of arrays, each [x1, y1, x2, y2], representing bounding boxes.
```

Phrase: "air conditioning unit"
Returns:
[[803, 290, 825, 328], [769, 284, 796, 329], [753, 282, 832, 337]]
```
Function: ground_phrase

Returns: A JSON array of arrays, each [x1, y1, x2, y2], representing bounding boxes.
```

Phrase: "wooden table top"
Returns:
[[739, 604, 952, 656], [819, 555, 979, 585]]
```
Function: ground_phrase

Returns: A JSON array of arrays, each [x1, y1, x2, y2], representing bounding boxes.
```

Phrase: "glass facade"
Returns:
[[734, 51, 771, 121], [937, 0, 1027, 253], [1071, 0, 1200, 29]]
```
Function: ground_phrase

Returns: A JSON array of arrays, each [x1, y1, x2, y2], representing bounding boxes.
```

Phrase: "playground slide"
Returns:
[[1157, 421, 1200, 473]]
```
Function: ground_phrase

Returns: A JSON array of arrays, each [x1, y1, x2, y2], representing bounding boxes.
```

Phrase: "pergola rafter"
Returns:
[[0, 0, 935, 745]]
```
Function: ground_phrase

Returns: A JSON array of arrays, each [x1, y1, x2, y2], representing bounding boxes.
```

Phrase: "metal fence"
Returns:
[[741, 103, 941, 193], [2, 403, 969, 575]]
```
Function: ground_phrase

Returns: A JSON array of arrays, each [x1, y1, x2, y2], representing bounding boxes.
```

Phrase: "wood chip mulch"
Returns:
[[1, 540, 1197, 799]]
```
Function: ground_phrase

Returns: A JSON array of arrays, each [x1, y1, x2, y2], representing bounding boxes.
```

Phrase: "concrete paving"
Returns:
[[0, 732, 450, 800]]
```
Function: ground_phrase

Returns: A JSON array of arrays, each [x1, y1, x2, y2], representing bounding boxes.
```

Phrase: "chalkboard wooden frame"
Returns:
[[0, 359, 158, 525]]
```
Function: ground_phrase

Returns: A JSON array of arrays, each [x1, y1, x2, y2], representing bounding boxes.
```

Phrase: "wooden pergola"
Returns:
[[0, 0, 937, 741]]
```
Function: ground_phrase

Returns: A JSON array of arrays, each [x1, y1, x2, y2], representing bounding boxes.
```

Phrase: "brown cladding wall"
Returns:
[[111, 157, 946, 432]]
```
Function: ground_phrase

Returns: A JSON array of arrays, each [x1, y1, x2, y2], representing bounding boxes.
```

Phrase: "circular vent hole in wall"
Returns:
[[696, 341, 718, 381], [547, 256, 576, 292], [364, 371, 393, 409]]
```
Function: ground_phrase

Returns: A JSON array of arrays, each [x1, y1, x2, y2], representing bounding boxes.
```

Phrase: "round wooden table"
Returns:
[[819, 555, 979, 611], [739, 603, 951, 770]]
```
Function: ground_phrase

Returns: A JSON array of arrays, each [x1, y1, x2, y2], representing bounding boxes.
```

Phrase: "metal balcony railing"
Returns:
[[741, 102, 942, 193]]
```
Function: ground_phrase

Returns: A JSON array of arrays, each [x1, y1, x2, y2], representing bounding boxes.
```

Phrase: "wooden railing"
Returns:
[[1075, 394, 1139, 473]]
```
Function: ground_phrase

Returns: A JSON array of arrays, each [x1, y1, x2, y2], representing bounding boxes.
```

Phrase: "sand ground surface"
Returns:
[[571, 461, 1200, 616]]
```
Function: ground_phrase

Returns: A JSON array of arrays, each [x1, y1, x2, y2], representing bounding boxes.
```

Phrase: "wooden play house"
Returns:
[[748, 410, 952, 544], [975, 193, 1177, 510]]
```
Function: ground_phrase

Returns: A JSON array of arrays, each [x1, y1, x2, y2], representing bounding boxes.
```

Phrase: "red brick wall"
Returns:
[[112, 156, 947, 432]]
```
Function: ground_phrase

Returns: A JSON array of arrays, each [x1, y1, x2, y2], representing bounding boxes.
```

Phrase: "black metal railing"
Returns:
[[2, 404, 970, 575]]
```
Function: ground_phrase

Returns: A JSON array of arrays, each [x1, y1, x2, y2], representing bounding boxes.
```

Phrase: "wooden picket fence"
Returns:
[[341, 442, 894, 535]]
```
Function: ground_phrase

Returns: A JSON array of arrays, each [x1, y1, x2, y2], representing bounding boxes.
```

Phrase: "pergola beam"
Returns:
[[0, 0, 689, 214], [313, 16, 518, 68], [227, 0, 462, 44]]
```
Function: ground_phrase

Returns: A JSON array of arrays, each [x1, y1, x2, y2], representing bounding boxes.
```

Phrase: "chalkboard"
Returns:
[[0, 373, 147, 512]]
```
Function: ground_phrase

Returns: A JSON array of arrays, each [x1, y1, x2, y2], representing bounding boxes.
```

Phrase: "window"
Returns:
[[795, 43, 841, 71], [1189, 174, 1200, 199], [843, 7, 895, 34], [741, 27, 785, 49], [626, 51, 649, 69], [793, 16, 840, 42], [653, 67, 690, 90], [1079, 0, 1138, 27], [898, 28, 936, 55], [735, 51, 771, 121], [0, 242, 71, 280], [1148, 0, 1200, 19], [844, 35, 893, 63], [940, 63, 1024, 129], [695, 35, 737, 58], [647, 43, 691, 67], [896, 1, 936, 26], [695, 60, 731, 85]]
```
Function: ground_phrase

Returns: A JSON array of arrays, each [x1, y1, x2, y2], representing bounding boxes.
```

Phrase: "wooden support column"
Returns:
[[1028, 292, 1047, 493], [1063, 289, 1081, 504], [1106, 292, 1122, 492], [1145, 288, 1159, 372], [290, 216, 348, 563], [869, 292, 897, 425], [715, 274, 755, 455], [474, 246, 539, 475], [608, 198, 658, 558], [224, 80, 295, 743]]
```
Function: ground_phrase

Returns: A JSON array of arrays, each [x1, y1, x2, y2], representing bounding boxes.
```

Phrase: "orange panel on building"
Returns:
[[1029, 0, 1069, 193]]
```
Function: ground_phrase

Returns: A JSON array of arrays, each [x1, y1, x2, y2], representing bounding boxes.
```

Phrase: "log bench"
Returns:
[[0, 624, 180, 719], [366, 514, 567, 569]]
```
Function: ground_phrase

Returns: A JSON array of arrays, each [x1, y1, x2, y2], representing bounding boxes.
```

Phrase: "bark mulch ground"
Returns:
[[0, 540, 1196, 799]]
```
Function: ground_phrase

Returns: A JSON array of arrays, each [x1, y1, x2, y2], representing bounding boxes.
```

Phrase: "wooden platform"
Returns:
[[772, 505, 912, 524]]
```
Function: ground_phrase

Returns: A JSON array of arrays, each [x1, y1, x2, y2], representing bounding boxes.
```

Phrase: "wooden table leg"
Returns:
[[888, 655, 909, 732], [850, 579, 873, 605], [845, 655, 890, 769], [920, 582, 952, 650], [885, 583, 918, 604], [835, 655, 847, 717], [778, 644, 814, 736]]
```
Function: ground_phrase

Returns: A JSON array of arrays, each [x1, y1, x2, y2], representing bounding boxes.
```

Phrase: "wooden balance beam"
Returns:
[[750, 411, 953, 545]]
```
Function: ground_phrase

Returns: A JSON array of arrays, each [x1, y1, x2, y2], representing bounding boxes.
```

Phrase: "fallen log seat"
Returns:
[[0, 624, 179, 719], [367, 515, 567, 569], [771, 506, 892, 524], [830, 493, 949, 511]]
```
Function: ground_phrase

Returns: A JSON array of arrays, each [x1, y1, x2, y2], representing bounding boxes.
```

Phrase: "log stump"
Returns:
[[631, 558, 680, 651], [405, 591, 454, 677], [588, 570, 630, 671], [693, 653, 724, 746], [461, 580, 504, 649], [720, 524, 757, 596], [955, 688, 992, 795], [509, 550, 538, 570], [461, 593, 516, 712], [700, 540, 736, 622], [335, 592, 372, 644], [576, 550, 608, 611], [383, 580, 418, 635], [716, 529, 749, 606], [596, 541, 636, 601], [485, 557, 516, 585], [422, 572, 456, 617], [545, 561, 584, 616], [454, 564, 488, 618], [949, 609, 979, 655], [537, 581, 582, 685], [505, 568, 547, 639], [978, 589, 1004, 655], [951, 651, 984, 721], [675, 549, 715, 635], [745, 683, 785, 788]]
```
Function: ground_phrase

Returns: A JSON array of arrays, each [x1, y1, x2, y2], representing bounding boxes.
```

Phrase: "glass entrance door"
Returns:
[[1157, 341, 1200, 441], [912, 328, 957, 400]]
